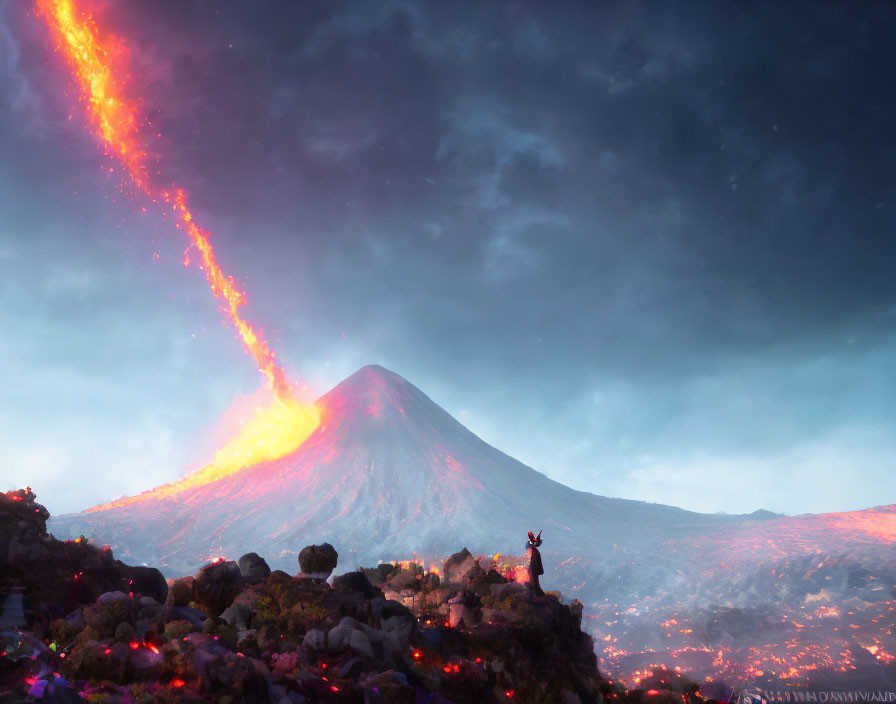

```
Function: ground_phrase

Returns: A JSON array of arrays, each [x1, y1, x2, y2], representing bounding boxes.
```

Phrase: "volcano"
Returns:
[[48, 365, 896, 690], [50, 365, 763, 575]]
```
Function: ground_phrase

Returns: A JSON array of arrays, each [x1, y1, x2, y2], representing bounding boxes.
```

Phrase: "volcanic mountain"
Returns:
[[49, 365, 896, 690], [50, 365, 762, 576]]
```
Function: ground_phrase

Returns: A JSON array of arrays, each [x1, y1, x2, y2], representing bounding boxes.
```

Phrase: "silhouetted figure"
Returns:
[[526, 530, 544, 597]]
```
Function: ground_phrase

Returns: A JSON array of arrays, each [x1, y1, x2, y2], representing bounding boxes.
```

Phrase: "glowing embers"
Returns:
[[595, 598, 896, 690], [37, 0, 296, 398], [37, 0, 321, 501], [35, 0, 150, 191], [167, 188, 294, 403]]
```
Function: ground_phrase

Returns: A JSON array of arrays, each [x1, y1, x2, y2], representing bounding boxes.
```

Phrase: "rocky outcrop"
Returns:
[[0, 489, 167, 621], [3, 490, 696, 703]]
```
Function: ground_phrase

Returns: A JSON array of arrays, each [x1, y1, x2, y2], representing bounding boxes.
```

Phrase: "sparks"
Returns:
[[36, 0, 320, 503]]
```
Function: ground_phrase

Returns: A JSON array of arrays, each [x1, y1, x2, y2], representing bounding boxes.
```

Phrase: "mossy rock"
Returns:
[[59, 641, 113, 683], [114, 621, 136, 643], [74, 624, 99, 647], [212, 622, 238, 649], [49, 617, 81, 646], [83, 600, 131, 638], [163, 619, 194, 640], [167, 577, 194, 607]]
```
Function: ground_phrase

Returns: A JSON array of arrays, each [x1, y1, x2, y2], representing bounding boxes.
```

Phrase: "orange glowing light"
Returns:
[[827, 508, 896, 543], [36, 0, 320, 506], [170, 679, 185, 688]]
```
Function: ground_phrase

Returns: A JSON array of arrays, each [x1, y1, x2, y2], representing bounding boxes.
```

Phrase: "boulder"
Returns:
[[113, 621, 135, 643], [220, 602, 253, 631], [194, 560, 243, 617], [96, 590, 130, 607], [328, 616, 399, 660], [365, 563, 395, 585], [298, 543, 338, 578], [83, 598, 131, 638], [332, 570, 378, 598], [381, 612, 416, 648], [189, 646, 270, 703], [374, 598, 414, 622], [448, 603, 476, 628], [126, 565, 168, 604], [347, 628, 374, 658], [238, 552, 271, 581], [166, 576, 194, 607], [171, 604, 207, 628], [464, 562, 487, 582], [443, 547, 477, 582], [163, 619, 194, 640], [388, 569, 420, 591], [303, 628, 326, 650]]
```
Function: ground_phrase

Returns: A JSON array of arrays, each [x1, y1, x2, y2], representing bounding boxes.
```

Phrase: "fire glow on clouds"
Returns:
[[36, 0, 320, 509]]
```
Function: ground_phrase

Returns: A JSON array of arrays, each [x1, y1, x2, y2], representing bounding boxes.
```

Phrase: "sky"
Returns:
[[1, 0, 894, 518]]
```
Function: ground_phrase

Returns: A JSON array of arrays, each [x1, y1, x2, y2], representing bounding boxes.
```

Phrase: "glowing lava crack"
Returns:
[[36, 0, 320, 507]]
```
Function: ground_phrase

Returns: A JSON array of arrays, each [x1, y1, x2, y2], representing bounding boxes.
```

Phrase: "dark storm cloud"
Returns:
[[2, 1, 894, 513]]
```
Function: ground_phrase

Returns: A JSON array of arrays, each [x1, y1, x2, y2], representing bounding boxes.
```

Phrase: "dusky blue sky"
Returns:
[[1, 1, 894, 517]]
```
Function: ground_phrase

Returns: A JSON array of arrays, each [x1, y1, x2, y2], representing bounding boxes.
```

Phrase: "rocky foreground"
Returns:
[[2, 489, 710, 704]]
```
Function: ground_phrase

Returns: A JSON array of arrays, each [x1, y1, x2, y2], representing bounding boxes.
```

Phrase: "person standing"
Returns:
[[526, 530, 545, 597]]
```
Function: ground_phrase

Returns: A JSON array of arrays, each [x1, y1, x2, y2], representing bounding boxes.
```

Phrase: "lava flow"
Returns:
[[36, 0, 320, 507]]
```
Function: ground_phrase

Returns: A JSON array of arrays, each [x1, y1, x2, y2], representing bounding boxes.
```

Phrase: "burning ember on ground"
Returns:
[[585, 526, 896, 694], [593, 598, 896, 691], [36, 0, 320, 508]]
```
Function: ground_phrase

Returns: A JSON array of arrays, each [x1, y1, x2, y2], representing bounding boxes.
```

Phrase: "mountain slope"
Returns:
[[47, 365, 896, 692], [49, 365, 755, 575]]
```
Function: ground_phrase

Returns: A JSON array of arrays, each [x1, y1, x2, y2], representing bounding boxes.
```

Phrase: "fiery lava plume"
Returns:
[[36, 0, 320, 506]]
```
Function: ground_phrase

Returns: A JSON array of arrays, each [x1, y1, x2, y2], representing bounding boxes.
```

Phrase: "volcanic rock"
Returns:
[[113, 621, 135, 643], [128, 565, 168, 604], [0, 509, 617, 704], [238, 552, 271, 581], [387, 567, 420, 591], [444, 547, 478, 582], [298, 543, 338, 578], [302, 628, 326, 650], [166, 575, 194, 607], [332, 570, 378, 598], [193, 559, 243, 618], [220, 602, 253, 631]]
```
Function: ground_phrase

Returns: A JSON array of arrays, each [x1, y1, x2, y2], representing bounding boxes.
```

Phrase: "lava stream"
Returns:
[[36, 0, 319, 506]]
